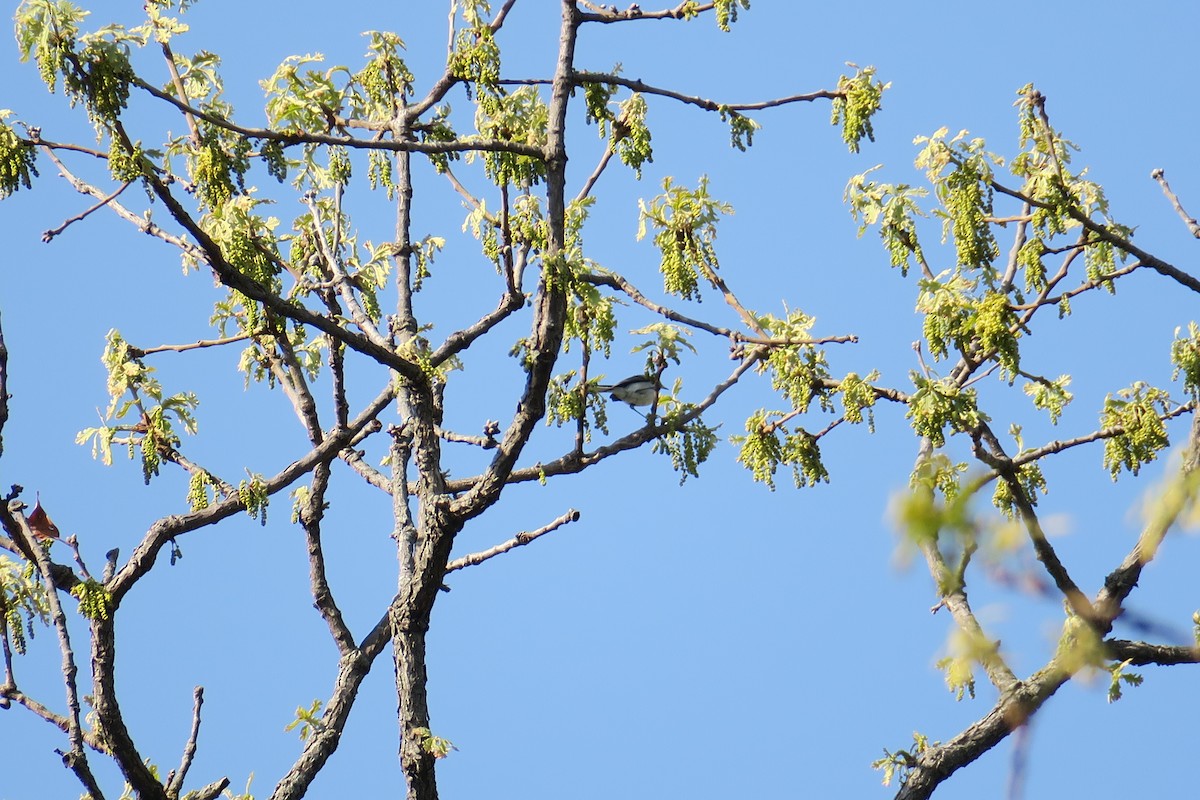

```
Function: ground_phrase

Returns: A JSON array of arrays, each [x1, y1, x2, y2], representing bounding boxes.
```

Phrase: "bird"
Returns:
[[593, 374, 661, 409], [27, 494, 60, 541]]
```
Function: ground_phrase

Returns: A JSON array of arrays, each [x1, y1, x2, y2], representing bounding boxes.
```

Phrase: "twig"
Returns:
[[131, 333, 252, 356], [62, 536, 94, 582], [41, 181, 133, 242], [972, 424, 1096, 624], [159, 39, 200, 145], [166, 687, 205, 800], [17, 132, 107, 159], [445, 509, 581, 573], [572, 71, 840, 113], [1010, 403, 1194, 469], [303, 193, 389, 349], [38, 146, 201, 256], [439, 163, 493, 219], [446, 351, 764, 496], [437, 426, 500, 449], [0, 313, 7, 459], [573, 145, 615, 204], [578, 2, 717, 23], [1010, 261, 1143, 312], [1151, 168, 1200, 239]]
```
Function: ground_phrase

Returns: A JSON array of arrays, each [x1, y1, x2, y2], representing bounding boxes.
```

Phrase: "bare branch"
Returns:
[[0, 313, 7, 459], [37, 144, 200, 256], [41, 180, 133, 242], [166, 687, 205, 800], [132, 333, 252, 356], [445, 509, 581, 573], [573, 144, 615, 203], [159, 39, 200, 146], [572, 70, 840, 112], [972, 425, 1096, 624], [429, 290, 525, 366], [1151, 168, 1200, 239], [578, 2, 717, 23]]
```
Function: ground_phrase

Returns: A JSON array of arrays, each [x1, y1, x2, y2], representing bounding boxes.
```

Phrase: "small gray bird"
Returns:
[[593, 375, 660, 409]]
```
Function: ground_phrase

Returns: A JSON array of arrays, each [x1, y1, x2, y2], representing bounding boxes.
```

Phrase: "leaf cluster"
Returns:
[[906, 375, 986, 448], [0, 113, 39, 198], [1100, 382, 1172, 479], [76, 329, 199, 484], [734, 410, 828, 491], [637, 176, 732, 301], [830, 65, 888, 153], [0, 556, 49, 655]]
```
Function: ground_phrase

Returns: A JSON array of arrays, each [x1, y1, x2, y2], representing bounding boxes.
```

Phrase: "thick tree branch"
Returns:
[[447, 2, 580, 523], [894, 665, 1071, 800], [1105, 638, 1200, 666], [301, 461, 356, 653], [268, 625, 392, 800]]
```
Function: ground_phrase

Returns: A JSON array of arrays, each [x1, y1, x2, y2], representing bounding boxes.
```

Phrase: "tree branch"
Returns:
[[990, 177, 1200, 295], [132, 77, 544, 159], [572, 70, 840, 112], [109, 382, 397, 601], [447, 351, 762, 496], [1105, 638, 1200, 666], [445, 509, 581, 574], [1151, 168, 1200, 239], [165, 686, 206, 800], [40, 180, 133, 242]]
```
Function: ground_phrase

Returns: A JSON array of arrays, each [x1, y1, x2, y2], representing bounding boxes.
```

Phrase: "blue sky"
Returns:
[[3, 2, 1200, 799]]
